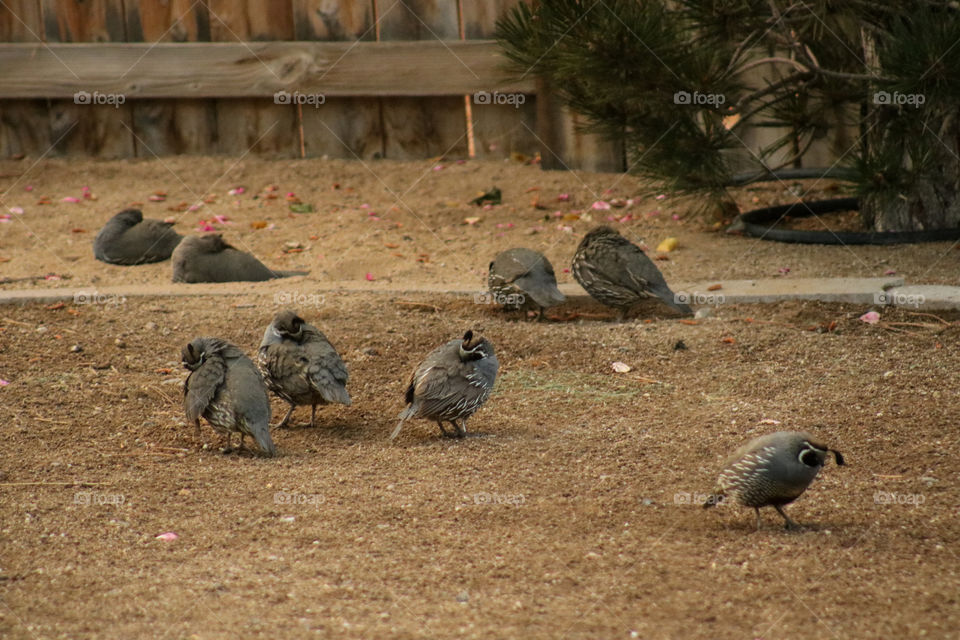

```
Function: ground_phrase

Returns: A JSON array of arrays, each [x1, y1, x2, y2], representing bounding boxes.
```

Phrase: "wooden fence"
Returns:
[[0, 0, 626, 171], [0, 1, 848, 172]]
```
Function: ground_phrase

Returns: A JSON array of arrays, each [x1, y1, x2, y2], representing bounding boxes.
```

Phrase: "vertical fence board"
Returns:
[[208, 0, 297, 157], [41, 0, 134, 158], [378, 0, 467, 160], [295, 0, 383, 160], [0, 0, 51, 158], [127, 0, 217, 157], [460, 0, 537, 159]]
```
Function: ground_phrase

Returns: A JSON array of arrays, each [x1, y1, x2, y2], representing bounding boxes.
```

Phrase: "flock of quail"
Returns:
[[93, 208, 845, 531]]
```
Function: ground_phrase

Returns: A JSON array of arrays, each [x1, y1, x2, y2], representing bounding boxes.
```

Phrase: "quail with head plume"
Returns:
[[258, 310, 351, 428], [572, 226, 692, 319], [172, 234, 308, 283], [181, 336, 276, 456], [488, 248, 566, 320], [703, 431, 845, 530], [391, 330, 498, 440], [94, 208, 183, 265]]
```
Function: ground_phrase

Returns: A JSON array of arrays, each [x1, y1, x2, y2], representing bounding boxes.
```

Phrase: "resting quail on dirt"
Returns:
[[171, 234, 308, 283], [258, 310, 351, 428], [93, 208, 183, 265], [703, 431, 845, 530], [488, 248, 566, 320], [182, 336, 276, 456], [571, 226, 692, 319], [391, 330, 499, 440]]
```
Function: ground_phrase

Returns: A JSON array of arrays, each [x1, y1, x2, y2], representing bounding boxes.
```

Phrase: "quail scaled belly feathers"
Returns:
[[488, 248, 566, 320], [703, 431, 845, 530], [181, 336, 276, 457], [258, 310, 351, 428], [391, 330, 499, 440], [572, 225, 692, 319], [93, 208, 183, 265]]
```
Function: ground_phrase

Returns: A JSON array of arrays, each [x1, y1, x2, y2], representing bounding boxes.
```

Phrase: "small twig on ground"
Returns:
[[0, 274, 71, 284], [395, 300, 441, 312], [903, 311, 953, 325]]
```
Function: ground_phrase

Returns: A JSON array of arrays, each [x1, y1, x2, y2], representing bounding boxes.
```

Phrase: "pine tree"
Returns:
[[497, 0, 960, 231]]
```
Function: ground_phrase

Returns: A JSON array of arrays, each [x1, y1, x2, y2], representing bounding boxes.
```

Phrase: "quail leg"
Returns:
[[194, 419, 202, 439], [237, 433, 247, 453], [437, 421, 454, 437], [453, 420, 467, 438], [775, 505, 803, 531], [277, 403, 296, 428], [221, 432, 234, 454], [754, 507, 762, 531], [310, 404, 318, 428], [616, 308, 627, 323]]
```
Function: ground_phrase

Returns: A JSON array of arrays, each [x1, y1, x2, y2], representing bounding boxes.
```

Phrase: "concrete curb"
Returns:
[[2, 276, 959, 309]]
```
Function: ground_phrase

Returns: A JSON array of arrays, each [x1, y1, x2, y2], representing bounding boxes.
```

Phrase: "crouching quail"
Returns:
[[94, 208, 183, 265], [572, 226, 692, 319], [703, 431, 845, 530], [172, 234, 308, 283], [181, 337, 276, 456], [258, 310, 351, 428], [488, 248, 566, 320], [391, 330, 498, 440]]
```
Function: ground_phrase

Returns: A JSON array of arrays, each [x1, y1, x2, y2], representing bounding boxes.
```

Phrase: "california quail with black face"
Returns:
[[182, 336, 276, 456], [391, 330, 499, 440], [258, 310, 351, 428], [572, 226, 692, 319], [488, 248, 566, 321], [172, 234, 308, 283], [94, 208, 183, 265], [703, 431, 845, 530]]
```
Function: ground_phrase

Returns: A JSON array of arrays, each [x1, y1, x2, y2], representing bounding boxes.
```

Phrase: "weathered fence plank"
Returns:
[[0, 0, 50, 158]]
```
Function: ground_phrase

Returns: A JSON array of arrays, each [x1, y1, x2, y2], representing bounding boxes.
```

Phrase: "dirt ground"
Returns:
[[1, 157, 959, 639], [1, 156, 958, 290]]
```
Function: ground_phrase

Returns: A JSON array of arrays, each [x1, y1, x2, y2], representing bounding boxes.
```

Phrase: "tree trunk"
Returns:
[[860, 108, 960, 232]]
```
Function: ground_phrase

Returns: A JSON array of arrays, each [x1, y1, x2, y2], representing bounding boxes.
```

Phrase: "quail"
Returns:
[[488, 248, 566, 320], [391, 330, 499, 440], [571, 225, 692, 319], [93, 208, 183, 265], [181, 336, 276, 456], [258, 310, 351, 428], [171, 234, 308, 283], [703, 431, 845, 530]]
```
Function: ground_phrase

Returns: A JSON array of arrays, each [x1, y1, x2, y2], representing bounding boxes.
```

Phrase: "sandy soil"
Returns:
[[0, 157, 958, 639], [1, 156, 958, 293]]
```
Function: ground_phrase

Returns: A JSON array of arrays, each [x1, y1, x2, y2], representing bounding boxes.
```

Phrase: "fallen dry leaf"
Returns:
[[707, 284, 723, 291]]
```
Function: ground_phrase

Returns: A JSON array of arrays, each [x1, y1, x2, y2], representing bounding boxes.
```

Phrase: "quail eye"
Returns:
[[798, 447, 821, 467]]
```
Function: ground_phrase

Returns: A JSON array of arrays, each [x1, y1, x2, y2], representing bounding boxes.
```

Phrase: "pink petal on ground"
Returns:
[[163, 217, 176, 224], [0, 379, 9, 386], [360, 203, 370, 209], [456, 159, 467, 165], [778, 267, 791, 274], [24, 185, 33, 191], [228, 187, 245, 196], [482, 204, 494, 211], [0, 215, 11, 223], [603, 188, 615, 195], [655, 194, 667, 200], [619, 215, 632, 223], [9, 207, 24, 215], [672, 214, 680, 220], [557, 193, 570, 202], [646, 210, 660, 218], [155, 532, 179, 541], [606, 215, 617, 221], [368, 215, 381, 221], [592, 201, 611, 210], [198, 223, 215, 232], [45, 274, 61, 281], [212, 215, 230, 224], [188, 204, 202, 212], [285, 192, 295, 198], [860, 311, 880, 324], [62, 197, 80, 203], [365, 272, 375, 281], [81, 186, 90, 192], [433, 165, 445, 171], [883, 269, 896, 276], [562, 268, 570, 273]]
